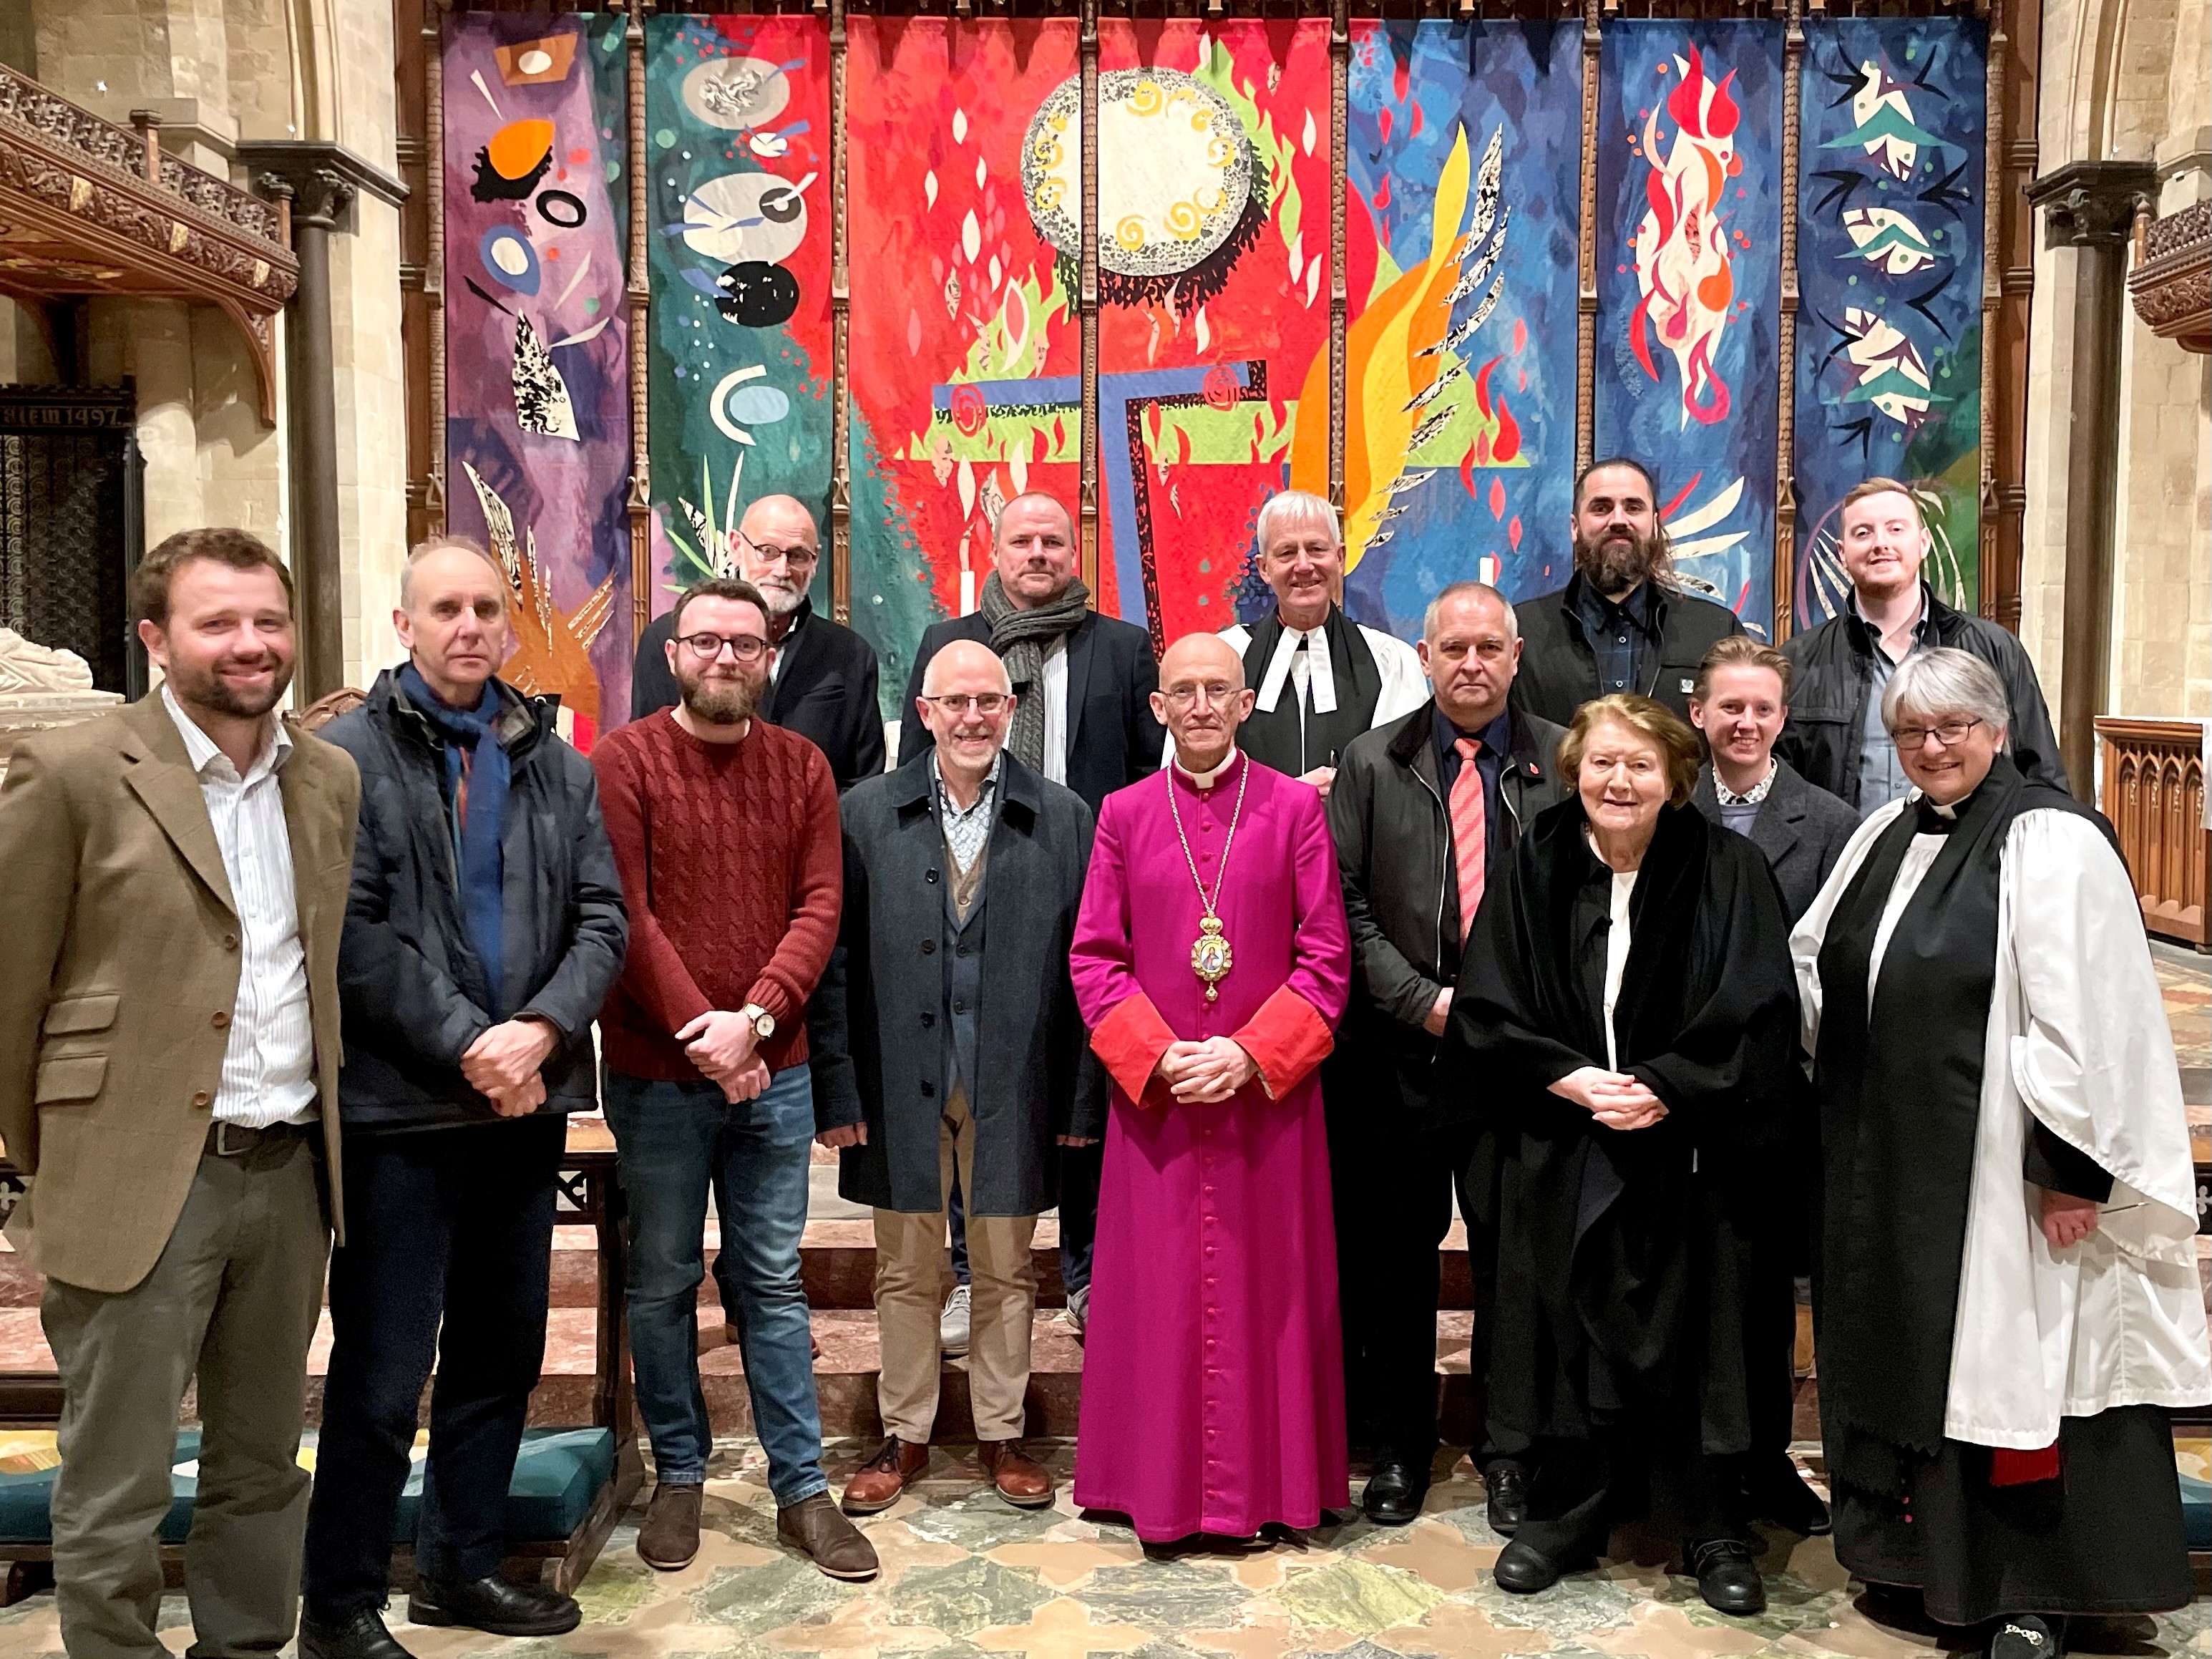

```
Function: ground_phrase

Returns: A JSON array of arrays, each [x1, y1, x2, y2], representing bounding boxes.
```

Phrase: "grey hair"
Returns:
[[1881, 646, 2009, 739], [1422, 580, 1518, 642], [1254, 490, 1341, 554]]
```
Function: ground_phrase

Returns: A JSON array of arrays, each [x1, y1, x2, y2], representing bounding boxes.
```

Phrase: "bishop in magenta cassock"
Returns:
[[1068, 631, 1352, 1544]]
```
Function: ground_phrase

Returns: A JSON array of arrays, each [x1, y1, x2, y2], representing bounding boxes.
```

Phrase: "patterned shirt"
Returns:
[[162, 685, 317, 1128], [932, 751, 1001, 877], [1713, 759, 1777, 840]]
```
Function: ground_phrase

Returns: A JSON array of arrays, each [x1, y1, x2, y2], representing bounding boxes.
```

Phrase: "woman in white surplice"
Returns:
[[1792, 648, 2209, 1651]]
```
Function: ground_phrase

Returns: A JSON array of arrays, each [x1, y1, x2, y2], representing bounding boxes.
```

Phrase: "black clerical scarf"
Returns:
[[1812, 754, 2110, 1495], [1238, 605, 1381, 776]]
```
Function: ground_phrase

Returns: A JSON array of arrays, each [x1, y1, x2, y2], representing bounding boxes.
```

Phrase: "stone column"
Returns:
[[242, 142, 406, 700], [2025, 160, 2158, 797]]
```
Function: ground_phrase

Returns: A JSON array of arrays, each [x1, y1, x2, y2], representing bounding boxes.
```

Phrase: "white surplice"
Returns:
[[1792, 796, 2212, 1449], [1161, 620, 1428, 769]]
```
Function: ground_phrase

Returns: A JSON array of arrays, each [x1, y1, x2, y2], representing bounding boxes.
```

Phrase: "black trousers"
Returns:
[[1327, 1108, 1511, 1470], [303, 1116, 565, 1620], [1516, 1417, 1743, 1559]]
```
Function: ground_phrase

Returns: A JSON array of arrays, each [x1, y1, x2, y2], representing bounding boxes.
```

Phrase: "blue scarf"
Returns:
[[399, 663, 510, 1008]]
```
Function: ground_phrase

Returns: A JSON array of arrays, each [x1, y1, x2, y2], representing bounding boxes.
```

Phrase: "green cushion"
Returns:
[[0, 1428, 614, 1547]]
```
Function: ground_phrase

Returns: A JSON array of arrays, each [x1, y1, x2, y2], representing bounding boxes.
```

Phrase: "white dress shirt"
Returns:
[[162, 686, 317, 1128], [1038, 638, 1069, 786]]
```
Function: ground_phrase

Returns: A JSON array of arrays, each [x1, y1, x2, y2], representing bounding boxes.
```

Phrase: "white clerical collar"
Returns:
[[1174, 749, 1243, 789], [1253, 613, 1340, 716], [1910, 789, 1960, 822]]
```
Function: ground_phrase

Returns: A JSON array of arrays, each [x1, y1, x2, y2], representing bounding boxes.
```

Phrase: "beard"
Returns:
[[677, 666, 764, 726], [753, 576, 806, 618], [1574, 523, 1664, 597], [167, 653, 293, 720]]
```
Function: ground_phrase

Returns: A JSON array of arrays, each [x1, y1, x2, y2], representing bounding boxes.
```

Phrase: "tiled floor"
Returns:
[[1, 1441, 2203, 1659]]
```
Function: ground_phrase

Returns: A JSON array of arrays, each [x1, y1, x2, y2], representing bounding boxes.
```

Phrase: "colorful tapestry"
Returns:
[[1594, 20, 1784, 636], [643, 14, 833, 644], [1338, 19, 1584, 641], [845, 17, 1083, 711], [442, 12, 631, 747], [1794, 16, 1985, 626], [1089, 20, 1332, 650]]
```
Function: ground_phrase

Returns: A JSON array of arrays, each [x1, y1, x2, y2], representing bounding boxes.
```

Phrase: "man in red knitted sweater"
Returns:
[[591, 576, 874, 1581]]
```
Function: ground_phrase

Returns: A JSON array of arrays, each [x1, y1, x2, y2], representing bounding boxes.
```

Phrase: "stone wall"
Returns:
[[0, 0, 409, 696], [2024, 0, 2212, 729]]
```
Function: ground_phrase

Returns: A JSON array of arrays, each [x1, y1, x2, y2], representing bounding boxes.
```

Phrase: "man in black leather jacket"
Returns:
[[1326, 582, 1567, 1531], [1777, 477, 2063, 813]]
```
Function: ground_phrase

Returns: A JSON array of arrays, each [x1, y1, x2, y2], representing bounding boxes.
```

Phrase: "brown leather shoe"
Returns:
[[636, 1482, 703, 1571], [841, 1436, 929, 1514], [978, 1439, 1056, 1507], [778, 1491, 880, 1580]]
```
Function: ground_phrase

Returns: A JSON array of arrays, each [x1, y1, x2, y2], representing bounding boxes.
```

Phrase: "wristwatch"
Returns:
[[740, 1004, 776, 1041]]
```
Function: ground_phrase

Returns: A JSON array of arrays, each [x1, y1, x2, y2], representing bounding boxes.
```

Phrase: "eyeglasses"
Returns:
[[680, 633, 770, 663], [741, 535, 819, 570], [919, 693, 1010, 716], [1161, 682, 1242, 709], [1891, 716, 1982, 750]]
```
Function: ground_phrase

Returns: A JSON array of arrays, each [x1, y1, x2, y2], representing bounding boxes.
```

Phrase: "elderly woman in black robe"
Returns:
[[1454, 693, 1798, 1614], [1793, 648, 2207, 1655]]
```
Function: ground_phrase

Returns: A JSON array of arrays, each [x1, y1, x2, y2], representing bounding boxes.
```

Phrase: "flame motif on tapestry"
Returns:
[[1793, 17, 1986, 628], [844, 17, 1084, 712], [1595, 21, 1783, 635], [1332, 20, 1584, 641], [644, 14, 833, 647], [1094, 21, 1332, 649], [442, 12, 630, 748]]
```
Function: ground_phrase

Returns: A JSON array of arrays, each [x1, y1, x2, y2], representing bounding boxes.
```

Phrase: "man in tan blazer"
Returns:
[[0, 527, 360, 1659]]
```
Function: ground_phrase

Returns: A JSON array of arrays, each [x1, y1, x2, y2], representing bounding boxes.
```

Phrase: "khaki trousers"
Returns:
[[40, 1130, 328, 1659], [872, 1090, 1037, 1444]]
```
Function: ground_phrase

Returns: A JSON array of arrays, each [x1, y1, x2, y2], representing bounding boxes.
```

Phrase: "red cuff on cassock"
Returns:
[[1989, 1443, 2061, 1487], [1232, 986, 1334, 1101], [1091, 993, 1177, 1106]]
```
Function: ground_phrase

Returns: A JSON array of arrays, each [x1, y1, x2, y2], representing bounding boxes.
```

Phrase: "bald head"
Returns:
[[921, 637, 1013, 698], [1152, 631, 1254, 775], [734, 495, 820, 617]]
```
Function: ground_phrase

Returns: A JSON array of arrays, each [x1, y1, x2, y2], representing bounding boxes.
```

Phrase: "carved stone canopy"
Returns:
[[2026, 159, 2160, 250], [2130, 200, 2212, 354]]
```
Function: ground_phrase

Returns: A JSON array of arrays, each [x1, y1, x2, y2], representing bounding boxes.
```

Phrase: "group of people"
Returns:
[[0, 455, 2200, 1659]]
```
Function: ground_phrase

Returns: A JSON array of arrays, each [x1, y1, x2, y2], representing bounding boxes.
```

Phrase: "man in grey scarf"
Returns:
[[894, 490, 1159, 1345]]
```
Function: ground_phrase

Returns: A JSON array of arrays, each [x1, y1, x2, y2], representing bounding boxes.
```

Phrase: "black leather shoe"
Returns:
[[1360, 1456, 1426, 1525], [1494, 1534, 1589, 1593], [1989, 1615, 2065, 1659], [1748, 1457, 1832, 1536], [1484, 1460, 1529, 1537], [300, 1609, 419, 1659], [1689, 1538, 1766, 1615], [407, 1575, 582, 1637]]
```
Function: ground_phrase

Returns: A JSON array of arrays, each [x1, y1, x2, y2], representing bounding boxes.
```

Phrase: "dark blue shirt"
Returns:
[[1434, 706, 1514, 892], [1573, 578, 1659, 697]]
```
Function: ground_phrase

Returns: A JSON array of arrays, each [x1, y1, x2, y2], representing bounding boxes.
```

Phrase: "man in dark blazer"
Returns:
[[1326, 581, 1567, 1529], [632, 494, 885, 790], [833, 641, 1104, 1513], [895, 492, 1156, 1333], [1686, 634, 1857, 1542], [1512, 457, 1745, 726]]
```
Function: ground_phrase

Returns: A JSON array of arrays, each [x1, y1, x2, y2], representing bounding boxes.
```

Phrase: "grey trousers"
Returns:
[[40, 1129, 329, 1659]]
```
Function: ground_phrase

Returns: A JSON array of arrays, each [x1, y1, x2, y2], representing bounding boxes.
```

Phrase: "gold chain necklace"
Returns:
[[1165, 751, 1249, 1003]]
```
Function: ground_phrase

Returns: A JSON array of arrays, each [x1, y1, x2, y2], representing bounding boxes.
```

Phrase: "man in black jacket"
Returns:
[[302, 538, 628, 1659], [1512, 457, 1745, 726], [1326, 581, 1567, 1528], [632, 494, 885, 790], [1777, 477, 2064, 812], [897, 492, 1157, 1336]]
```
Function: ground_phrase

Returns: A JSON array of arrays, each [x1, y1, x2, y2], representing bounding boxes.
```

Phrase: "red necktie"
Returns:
[[1451, 736, 1486, 941]]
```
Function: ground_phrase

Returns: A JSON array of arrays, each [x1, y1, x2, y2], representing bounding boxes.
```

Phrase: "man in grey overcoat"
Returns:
[[831, 640, 1105, 1514]]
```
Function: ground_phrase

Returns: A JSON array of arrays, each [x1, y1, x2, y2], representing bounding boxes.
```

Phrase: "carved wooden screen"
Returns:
[[0, 385, 142, 696]]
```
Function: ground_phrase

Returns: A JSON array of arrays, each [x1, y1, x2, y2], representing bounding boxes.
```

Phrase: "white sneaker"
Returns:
[[1060, 1284, 1088, 1341], [940, 1283, 972, 1356]]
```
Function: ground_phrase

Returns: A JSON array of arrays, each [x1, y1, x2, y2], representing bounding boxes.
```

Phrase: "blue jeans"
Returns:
[[603, 1066, 827, 1507]]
